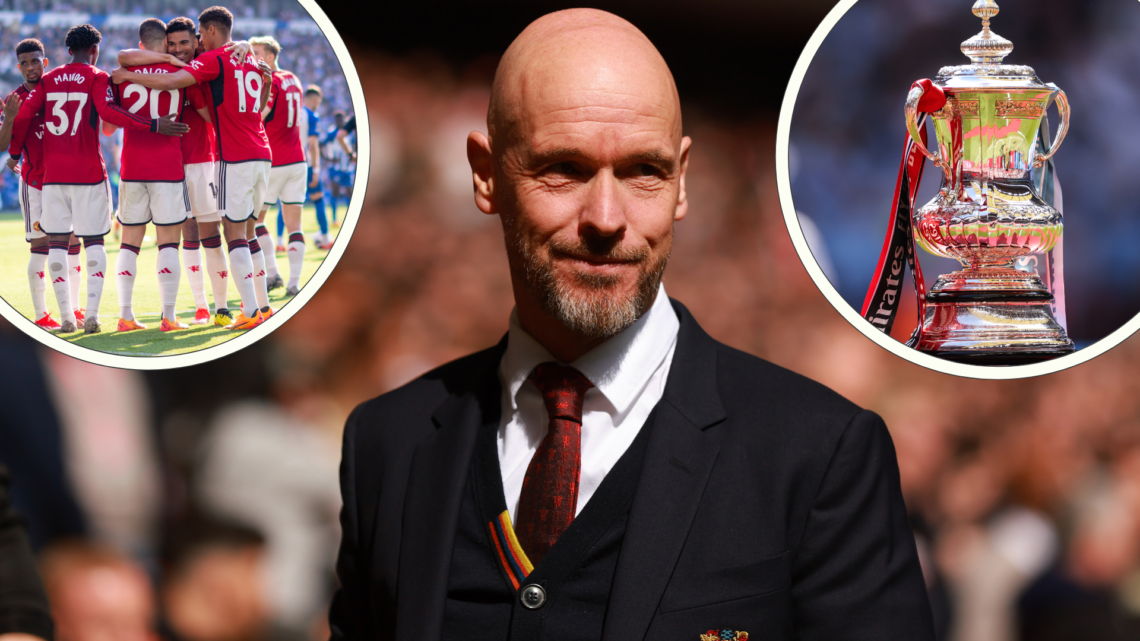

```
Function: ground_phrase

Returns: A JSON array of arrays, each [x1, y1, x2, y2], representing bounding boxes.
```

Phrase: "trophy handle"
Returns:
[[1034, 88, 1070, 168], [904, 85, 945, 170]]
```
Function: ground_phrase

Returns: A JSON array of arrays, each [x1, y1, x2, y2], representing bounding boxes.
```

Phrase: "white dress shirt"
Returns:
[[497, 284, 680, 523]]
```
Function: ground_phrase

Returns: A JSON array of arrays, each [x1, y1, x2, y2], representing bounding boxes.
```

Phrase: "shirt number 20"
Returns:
[[123, 85, 180, 119]]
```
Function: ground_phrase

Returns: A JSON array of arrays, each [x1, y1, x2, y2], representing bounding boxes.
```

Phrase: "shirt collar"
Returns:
[[499, 284, 680, 417]]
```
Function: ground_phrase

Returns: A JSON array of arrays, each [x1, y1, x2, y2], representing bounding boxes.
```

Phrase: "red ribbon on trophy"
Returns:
[[860, 79, 946, 341]]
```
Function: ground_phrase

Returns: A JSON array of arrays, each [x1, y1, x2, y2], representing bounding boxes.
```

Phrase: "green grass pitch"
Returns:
[[0, 203, 344, 357]]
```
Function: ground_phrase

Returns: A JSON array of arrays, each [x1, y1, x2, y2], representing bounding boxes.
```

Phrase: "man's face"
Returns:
[[251, 44, 274, 66], [165, 30, 197, 63], [488, 52, 690, 338], [200, 24, 225, 51], [334, 113, 345, 128], [304, 94, 321, 111], [54, 565, 155, 641], [16, 51, 44, 84]]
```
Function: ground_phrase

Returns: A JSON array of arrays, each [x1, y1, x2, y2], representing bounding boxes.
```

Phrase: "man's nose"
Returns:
[[579, 169, 626, 237]]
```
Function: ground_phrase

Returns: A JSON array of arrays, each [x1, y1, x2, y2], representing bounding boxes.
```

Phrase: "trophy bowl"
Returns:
[[904, 0, 1074, 364]]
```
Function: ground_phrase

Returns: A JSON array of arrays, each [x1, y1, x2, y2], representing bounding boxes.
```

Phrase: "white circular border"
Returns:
[[0, 0, 370, 370], [776, 0, 1140, 380]]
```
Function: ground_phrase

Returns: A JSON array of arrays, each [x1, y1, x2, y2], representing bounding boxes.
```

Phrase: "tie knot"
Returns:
[[528, 362, 593, 424]]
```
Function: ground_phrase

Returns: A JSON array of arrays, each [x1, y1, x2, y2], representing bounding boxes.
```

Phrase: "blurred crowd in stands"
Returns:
[[5, 1, 1140, 639]]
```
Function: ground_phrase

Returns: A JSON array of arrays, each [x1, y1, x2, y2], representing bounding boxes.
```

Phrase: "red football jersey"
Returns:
[[4, 83, 46, 188], [185, 48, 271, 163], [181, 83, 216, 165], [7, 63, 152, 185], [115, 63, 185, 182], [263, 70, 305, 167]]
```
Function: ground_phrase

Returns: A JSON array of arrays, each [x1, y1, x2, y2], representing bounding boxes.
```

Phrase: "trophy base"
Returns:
[[929, 267, 1050, 296], [912, 287, 1074, 365]]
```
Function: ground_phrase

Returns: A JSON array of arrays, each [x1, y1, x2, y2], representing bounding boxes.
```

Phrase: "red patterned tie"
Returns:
[[515, 362, 594, 565]]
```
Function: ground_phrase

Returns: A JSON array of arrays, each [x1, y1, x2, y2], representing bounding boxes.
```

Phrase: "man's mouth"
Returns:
[[559, 252, 635, 266], [554, 249, 642, 270]]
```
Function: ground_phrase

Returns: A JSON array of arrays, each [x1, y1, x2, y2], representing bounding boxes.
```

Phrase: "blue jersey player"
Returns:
[[324, 110, 354, 225]]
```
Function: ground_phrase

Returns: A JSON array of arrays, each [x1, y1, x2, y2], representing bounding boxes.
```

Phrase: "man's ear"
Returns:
[[674, 135, 692, 222], [467, 130, 496, 215]]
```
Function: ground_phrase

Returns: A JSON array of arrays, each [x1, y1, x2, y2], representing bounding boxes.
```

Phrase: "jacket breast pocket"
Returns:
[[659, 550, 791, 614]]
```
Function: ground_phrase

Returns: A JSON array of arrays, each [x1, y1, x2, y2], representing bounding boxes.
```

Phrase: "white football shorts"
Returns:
[[263, 162, 307, 207], [118, 181, 190, 227], [185, 161, 221, 223], [216, 160, 270, 223], [19, 178, 45, 241], [41, 181, 112, 237]]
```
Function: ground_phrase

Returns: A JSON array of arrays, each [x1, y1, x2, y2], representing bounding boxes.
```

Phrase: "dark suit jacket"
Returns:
[[330, 301, 935, 640], [0, 464, 54, 639]]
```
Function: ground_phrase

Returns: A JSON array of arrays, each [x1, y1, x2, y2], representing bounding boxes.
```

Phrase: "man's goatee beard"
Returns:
[[510, 226, 670, 340]]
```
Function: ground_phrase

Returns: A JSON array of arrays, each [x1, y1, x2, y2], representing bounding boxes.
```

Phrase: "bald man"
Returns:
[[330, 9, 934, 640]]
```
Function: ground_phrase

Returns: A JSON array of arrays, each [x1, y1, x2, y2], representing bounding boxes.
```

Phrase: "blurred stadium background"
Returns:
[[4, 0, 1140, 640]]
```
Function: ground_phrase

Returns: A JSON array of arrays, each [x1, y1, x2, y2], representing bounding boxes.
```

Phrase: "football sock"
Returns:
[[48, 240, 74, 323], [157, 243, 180, 321], [329, 194, 338, 223], [67, 242, 81, 311], [28, 248, 48, 319], [249, 238, 270, 309], [116, 243, 140, 321], [276, 206, 285, 238], [313, 197, 328, 236], [83, 237, 106, 320], [227, 238, 256, 317], [287, 232, 305, 289], [182, 239, 208, 310], [201, 235, 229, 312], [255, 224, 279, 278]]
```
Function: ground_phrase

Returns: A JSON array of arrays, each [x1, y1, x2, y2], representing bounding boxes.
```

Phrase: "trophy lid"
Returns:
[[935, 0, 1049, 90], [960, 0, 1013, 64]]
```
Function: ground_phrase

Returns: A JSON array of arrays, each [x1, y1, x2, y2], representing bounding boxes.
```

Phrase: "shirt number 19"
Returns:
[[233, 69, 263, 113]]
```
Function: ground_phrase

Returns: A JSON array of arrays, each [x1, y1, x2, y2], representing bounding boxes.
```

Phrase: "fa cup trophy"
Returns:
[[902, 0, 1074, 364]]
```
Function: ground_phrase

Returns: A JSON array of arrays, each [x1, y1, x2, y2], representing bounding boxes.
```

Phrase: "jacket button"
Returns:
[[520, 584, 546, 609]]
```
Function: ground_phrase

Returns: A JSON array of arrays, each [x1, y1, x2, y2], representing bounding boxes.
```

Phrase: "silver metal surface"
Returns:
[[914, 300, 1072, 354], [960, 0, 1014, 64], [904, 0, 1075, 360], [521, 584, 546, 609], [930, 267, 1047, 294]]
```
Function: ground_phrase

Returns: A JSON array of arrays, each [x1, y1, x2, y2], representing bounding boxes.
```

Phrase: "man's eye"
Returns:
[[636, 164, 660, 177], [551, 162, 577, 175]]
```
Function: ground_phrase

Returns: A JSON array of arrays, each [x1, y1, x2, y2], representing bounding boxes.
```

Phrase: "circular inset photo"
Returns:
[[0, 0, 365, 368], [777, 0, 1140, 378]]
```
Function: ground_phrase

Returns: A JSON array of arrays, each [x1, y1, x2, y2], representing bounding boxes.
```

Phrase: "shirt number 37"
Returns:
[[45, 92, 89, 136]]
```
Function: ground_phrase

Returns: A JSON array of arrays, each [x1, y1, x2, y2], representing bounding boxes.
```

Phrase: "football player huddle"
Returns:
[[3, 6, 330, 335]]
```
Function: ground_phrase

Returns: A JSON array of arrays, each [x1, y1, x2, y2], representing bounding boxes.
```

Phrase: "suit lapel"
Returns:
[[604, 301, 727, 640], [394, 341, 505, 640]]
